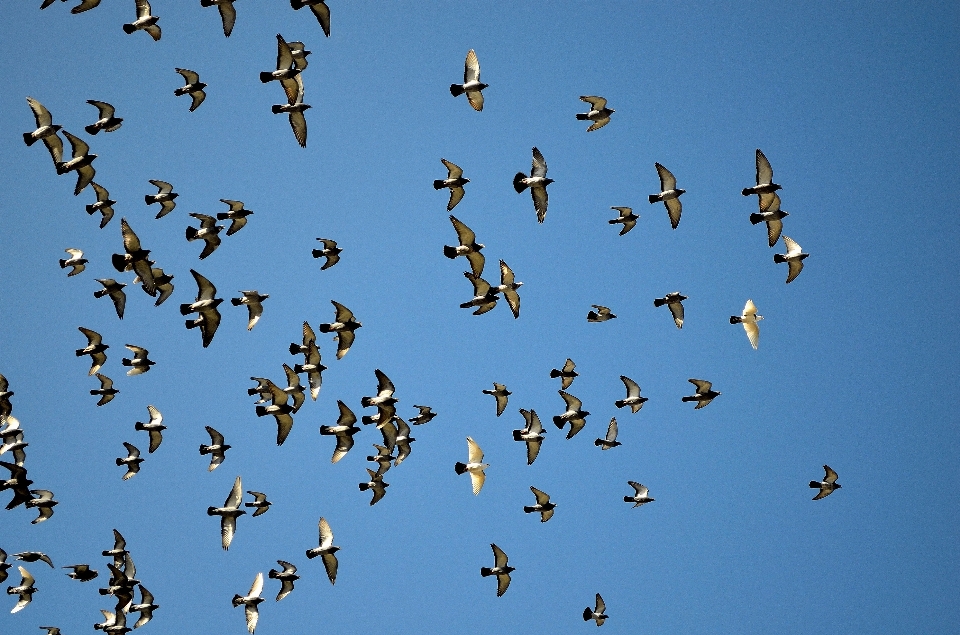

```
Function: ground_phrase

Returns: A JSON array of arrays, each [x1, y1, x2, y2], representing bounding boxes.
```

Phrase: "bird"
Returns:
[[144, 180, 178, 218], [774, 236, 809, 284], [121, 344, 154, 376], [489, 260, 522, 318], [76, 326, 108, 375], [59, 248, 87, 276], [377, 417, 398, 451], [682, 379, 720, 409], [595, 417, 621, 450], [0, 419, 26, 465], [480, 544, 513, 597], [318, 300, 362, 359], [0, 376, 11, 423], [583, 593, 608, 626], [291, 0, 330, 37], [84, 100, 123, 134], [319, 400, 360, 464], [460, 272, 499, 315], [200, 426, 231, 471], [360, 369, 397, 411], [12, 552, 53, 568], [26, 489, 58, 524], [200, 0, 236, 37], [513, 147, 553, 223], [742, 149, 781, 198], [116, 442, 144, 480], [523, 486, 556, 522], [512, 409, 545, 465], [23, 97, 63, 165], [443, 215, 485, 277], [134, 405, 165, 453], [67, 0, 102, 13], [450, 49, 487, 111], [231, 291, 268, 330], [292, 338, 326, 401], [434, 159, 469, 211], [181, 269, 223, 347], [607, 206, 638, 235], [129, 585, 159, 629], [208, 476, 245, 550], [185, 213, 224, 259], [290, 321, 316, 357], [587, 305, 616, 322], [305, 517, 340, 584], [366, 443, 396, 476], [409, 405, 436, 425], [454, 436, 488, 495], [94, 278, 126, 319], [261, 34, 302, 102], [216, 200, 253, 235], [63, 564, 98, 582], [0, 549, 10, 584], [280, 364, 306, 413], [615, 376, 648, 413], [39, 628, 62, 635], [268, 561, 299, 602], [811, 465, 842, 500], [288, 41, 311, 69], [394, 417, 416, 466], [624, 481, 654, 507], [358, 468, 389, 506], [93, 606, 128, 633], [174, 68, 207, 112], [576, 96, 614, 131], [482, 383, 511, 417], [648, 163, 685, 229], [271, 87, 311, 148], [312, 238, 341, 269], [653, 292, 687, 329], [730, 299, 762, 349], [122, 0, 161, 40], [553, 391, 590, 439], [102, 529, 127, 565], [85, 183, 115, 228], [750, 192, 789, 248], [0, 461, 34, 509], [7, 566, 36, 613], [90, 373, 118, 406], [254, 392, 295, 446], [244, 491, 271, 517], [232, 572, 264, 634], [549, 359, 578, 390], [55, 130, 97, 196], [112, 218, 155, 294]]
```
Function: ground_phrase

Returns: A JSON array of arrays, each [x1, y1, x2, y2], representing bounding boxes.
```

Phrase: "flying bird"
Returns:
[[312, 238, 341, 269], [513, 147, 553, 223], [523, 486, 556, 522], [7, 566, 36, 614], [360, 369, 397, 411], [608, 206, 638, 235], [288, 41, 311, 69], [774, 236, 809, 284], [93, 279, 126, 319], [750, 192, 789, 247], [0, 549, 10, 584], [319, 400, 360, 464], [460, 272, 499, 315], [454, 436, 488, 495], [121, 344, 154, 376], [549, 358, 578, 390], [134, 405, 165, 453], [122, 0, 161, 40], [730, 299, 762, 349], [217, 199, 253, 235], [0, 376, 11, 423], [174, 68, 207, 111], [90, 373, 118, 406], [577, 96, 615, 131], [1, 461, 34, 509], [137, 267, 173, 306], [553, 391, 590, 439], [102, 529, 127, 564], [63, 564, 98, 582], [244, 491, 271, 517], [587, 305, 616, 322], [291, 0, 330, 37], [409, 405, 436, 425], [513, 409, 545, 465], [682, 379, 720, 409], [615, 376, 647, 413], [394, 417, 416, 466], [55, 131, 96, 196], [443, 215, 485, 277], [26, 489, 58, 524], [810, 465, 841, 500], [305, 517, 340, 585], [594, 417, 621, 450], [76, 326, 108, 375], [366, 443, 396, 476], [653, 292, 687, 329], [261, 34, 302, 102], [358, 468, 389, 506], [129, 585, 159, 629], [12, 552, 53, 567], [59, 248, 87, 276], [208, 475, 245, 550], [85, 183, 115, 228], [0, 419, 26, 465], [232, 291, 268, 330], [490, 260, 522, 318], [66, 0, 102, 13], [292, 339, 326, 401], [23, 97, 63, 165], [84, 100, 123, 134], [254, 389, 295, 446], [583, 593, 609, 626], [232, 572, 264, 634], [268, 561, 299, 602], [318, 300, 361, 359], [115, 442, 144, 480], [482, 383, 511, 417], [289, 321, 316, 357], [144, 180, 178, 218], [648, 163, 685, 229], [434, 159, 469, 211], [181, 269, 223, 347], [199, 425, 231, 471], [624, 481, 654, 508], [185, 213, 224, 259], [271, 86, 311, 148], [200, 0, 236, 37], [280, 364, 306, 413], [450, 49, 487, 111], [742, 149, 781, 198], [480, 544, 513, 597], [112, 218, 155, 294]]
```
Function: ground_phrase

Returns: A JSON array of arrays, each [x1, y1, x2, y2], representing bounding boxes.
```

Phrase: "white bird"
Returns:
[[513, 147, 553, 223], [122, 0, 161, 40], [512, 409, 545, 465], [594, 418, 621, 450], [449, 49, 487, 111], [730, 299, 762, 349], [614, 375, 648, 413], [232, 572, 264, 634], [742, 149, 782, 198], [454, 436, 488, 495], [7, 566, 36, 613], [305, 517, 340, 584]]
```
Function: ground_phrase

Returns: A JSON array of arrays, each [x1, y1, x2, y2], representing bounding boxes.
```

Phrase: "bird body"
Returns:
[[144, 180, 178, 218], [199, 425, 231, 470], [317, 301, 361, 359], [587, 305, 616, 322], [513, 408, 545, 465], [615, 375, 647, 413], [55, 130, 97, 195], [444, 215, 485, 276], [94, 279, 126, 319], [358, 468, 389, 505], [121, 345, 154, 376], [409, 405, 436, 425], [608, 206, 638, 235], [268, 561, 299, 601], [26, 489, 58, 523], [312, 238, 341, 269], [85, 183, 116, 228], [7, 566, 36, 613], [742, 149, 781, 197], [217, 200, 253, 235], [23, 97, 64, 166], [231, 291, 268, 330], [63, 564, 98, 581], [583, 593, 609, 626], [129, 585, 158, 628], [482, 383, 511, 416], [134, 405, 165, 452], [245, 491, 271, 517], [232, 572, 263, 633], [186, 213, 224, 259], [434, 159, 469, 210], [750, 192, 789, 247], [174, 69, 207, 111], [181, 269, 223, 347], [76, 327, 108, 375], [595, 417, 622, 450], [116, 442, 144, 480], [319, 400, 360, 463], [549, 358, 578, 389]]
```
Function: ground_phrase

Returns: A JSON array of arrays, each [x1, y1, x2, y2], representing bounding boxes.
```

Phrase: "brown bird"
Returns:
[[94, 279, 126, 319], [443, 215, 485, 277], [312, 239, 341, 270], [174, 69, 207, 112], [318, 301, 361, 359], [55, 131, 97, 196], [217, 199, 253, 235], [434, 159, 469, 211], [85, 183, 115, 228], [648, 163, 685, 229], [76, 327, 108, 376]]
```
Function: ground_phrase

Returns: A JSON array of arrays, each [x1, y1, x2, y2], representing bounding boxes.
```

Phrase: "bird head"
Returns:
[[545, 178, 555, 186], [479, 83, 489, 90], [834, 483, 842, 489]]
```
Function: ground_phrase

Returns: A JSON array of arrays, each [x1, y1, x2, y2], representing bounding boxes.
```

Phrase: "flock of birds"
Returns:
[[5, 1, 843, 632]]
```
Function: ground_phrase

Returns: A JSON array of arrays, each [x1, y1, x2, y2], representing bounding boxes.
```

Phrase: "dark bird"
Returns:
[[312, 238, 341, 269], [63, 564, 98, 582], [587, 305, 616, 322], [594, 417, 621, 450], [523, 486, 556, 522], [615, 375, 647, 413], [489, 260, 522, 318], [377, 417, 398, 452], [174, 69, 207, 112], [208, 476, 245, 550], [0, 418, 26, 465], [583, 593, 608, 626], [653, 292, 687, 329], [577, 96, 614, 131], [0, 461, 34, 509], [85, 183, 115, 228], [76, 326, 108, 375], [134, 405, 165, 453], [482, 383, 510, 417], [25, 489, 58, 524], [217, 199, 253, 235], [200, 0, 237, 37], [181, 269, 223, 348], [394, 417, 416, 466], [361, 369, 397, 410], [624, 481, 654, 508], [730, 299, 762, 349], [811, 465, 841, 500], [232, 291, 268, 330], [549, 358, 578, 390], [129, 585, 159, 629], [121, 344, 154, 376], [288, 41, 311, 69], [319, 400, 360, 464], [200, 426, 231, 471], [366, 443, 396, 476], [292, 338, 326, 401], [112, 218, 155, 294], [122, 0, 161, 40], [742, 149, 781, 198], [271, 87, 310, 148], [774, 236, 809, 284], [480, 544, 513, 597], [232, 572, 263, 634], [682, 379, 720, 409], [261, 34, 302, 101], [0, 549, 10, 584], [290, 321, 316, 357], [553, 391, 590, 439], [40, 628, 62, 635], [648, 163, 685, 229], [454, 436, 488, 495], [291, 0, 330, 37], [245, 491, 271, 517], [84, 100, 123, 134], [90, 373, 118, 406], [268, 561, 299, 602], [254, 391, 295, 446], [513, 147, 553, 223], [460, 272, 498, 315], [450, 49, 486, 111], [750, 192, 789, 248], [409, 405, 436, 425], [0, 375, 11, 423], [60, 248, 87, 276], [318, 300, 361, 359], [434, 158, 469, 211], [144, 180, 178, 218], [358, 468, 389, 506], [185, 213, 224, 259], [443, 215, 485, 277], [116, 442, 144, 480], [13, 552, 53, 568], [93, 606, 129, 633], [281, 364, 306, 413], [55, 131, 96, 196], [94, 278, 126, 319], [135, 267, 173, 306], [7, 566, 36, 614], [608, 206, 638, 235], [305, 517, 340, 585], [23, 97, 63, 165], [61, 0, 102, 13], [513, 408, 545, 465]]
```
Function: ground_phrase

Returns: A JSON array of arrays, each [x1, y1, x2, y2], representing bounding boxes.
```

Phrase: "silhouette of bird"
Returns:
[[63, 564, 98, 581], [583, 593, 608, 626], [730, 299, 762, 349], [615, 376, 647, 413], [653, 292, 687, 329], [409, 405, 436, 425], [305, 517, 340, 584], [480, 544, 513, 597], [513, 147, 553, 223], [490, 260, 522, 318], [587, 305, 616, 322], [444, 215, 485, 277], [0, 376, 11, 423], [121, 345, 154, 376], [134, 405, 164, 453], [358, 468, 389, 506], [455, 436, 488, 495], [460, 272, 499, 315], [553, 391, 590, 439], [0, 548, 10, 584], [318, 301, 361, 359], [682, 379, 720, 409], [774, 236, 809, 284], [144, 180, 178, 218], [122, 0, 161, 40], [750, 192, 789, 247], [232, 291, 268, 330], [7, 566, 36, 613], [261, 34, 302, 102], [13, 552, 53, 567], [312, 239, 341, 269], [55, 131, 96, 196], [742, 149, 781, 198], [90, 373, 118, 406], [84, 100, 123, 134], [174, 69, 207, 112], [129, 585, 158, 629], [199, 426, 231, 471], [319, 400, 360, 464], [648, 163, 685, 229], [268, 561, 299, 602], [595, 417, 621, 450], [549, 359, 578, 390], [112, 218, 155, 294], [513, 409, 545, 465], [608, 206, 638, 235], [85, 183, 115, 228], [624, 481, 654, 507], [577, 96, 614, 131], [186, 213, 224, 259], [217, 200, 253, 235], [482, 383, 510, 417], [232, 572, 263, 634], [93, 279, 126, 319], [523, 486, 556, 522], [181, 269, 223, 347], [26, 489, 58, 524], [244, 491, 271, 517], [450, 49, 487, 111], [76, 327, 108, 375], [810, 465, 841, 500], [434, 159, 469, 211], [292, 338, 325, 401], [115, 442, 143, 480], [208, 476, 245, 550]]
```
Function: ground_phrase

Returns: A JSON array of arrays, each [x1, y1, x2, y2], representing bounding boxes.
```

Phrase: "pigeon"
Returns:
[[121, 345, 154, 376], [200, 0, 236, 37], [489, 260, 522, 318], [583, 593, 608, 626], [59, 248, 87, 276], [615, 376, 647, 413], [576, 96, 614, 131], [90, 373, 119, 406], [84, 100, 123, 134], [608, 206, 638, 235], [587, 305, 616, 322], [0, 419, 26, 465], [208, 476, 245, 550], [774, 236, 809, 284], [85, 183, 115, 228], [112, 218, 155, 294], [217, 200, 253, 235], [0, 376, 11, 422], [76, 327, 108, 375], [460, 272, 499, 315], [13, 552, 53, 568], [144, 180, 178, 218], [288, 41, 311, 69], [102, 530, 127, 565], [231, 291, 268, 330], [0, 549, 9, 584], [742, 149, 781, 198], [0, 461, 34, 509], [232, 572, 264, 634], [730, 299, 762, 349], [750, 192, 789, 247], [305, 517, 340, 584], [23, 97, 63, 165], [553, 391, 590, 439], [682, 379, 720, 409], [312, 238, 341, 269], [409, 405, 436, 425], [523, 486, 556, 522], [377, 417, 398, 452], [181, 269, 223, 347], [268, 561, 299, 602], [63, 564, 98, 582], [291, 0, 330, 37], [244, 491, 271, 517], [624, 481, 654, 507], [434, 159, 469, 211], [512, 409, 546, 466], [289, 321, 316, 357], [513, 147, 553, 223], [360, 369, 397, 411], [319, 400, 360, 464], [134, 405, 165, 452], [199, 426, 231, 471], [653, 292, 687, 329], [271, 85, 311, 148], [67, 0, 102, 13], [549, 359, 578, 390], [254, 392, 295, 446], [93, 606, 128, 633], [811, 465, 841, 500], [55, 130, 96, 195], [393, 417, 416, 466], [482, 383, 511, 417], [450, 49, 487, 111], [261, 34, 302, 103], [39, 628, 62, 635], [648, 163, 685, 229], [443, 215, 485, 277], [318, 301, 361, 359], [7, 566, 36, 614], [358, 468, 389, 506], [94, 279, 126, 319], [25, 490, 58, 524], [116, 442, 144, 480], [280, 364, 306, 413], [480, 544, 513, 597], [594, 418, 621, 450], [292, 339, 326, 401], [454, 436, 488, 495], [185, 213, 224, 259], [129, 585, 158, 629], [366, 443, 396, 476], [122, 0, 161, 40], [174, 68, 207, 112]]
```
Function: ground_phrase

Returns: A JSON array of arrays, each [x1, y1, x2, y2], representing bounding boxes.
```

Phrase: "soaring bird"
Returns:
[[56, 131, 96, 196], [232, 291, 268, 330], [181, 269, 223, 347], [742, 149, 781, 198], [84, 100, 123, 134], [186, 213, 224, 259], [129, 585, 159, 629], [144, 180, 178, 218], [292, 339, 325, 401], [608, 206, 638, 235], [549, 358, 578, 390], [0, 419, 27, 465], [393, 417, 416, 466], [553, 391, 590, 439], [112, 218, 155, 294], [280, 364, 306, 413], [513, 147, 553, 223], [312, 238, 341, 269], [199, 426, 231, 471], [730, 299, 762, 349], [12, 552, 53, 568], [23, 97, 63, 165], [271, 82, 311, 148], [576, 96, 615, 131], [523, 486, 556, 522], [244, 491, 271, 517], [289, 321, 316, 357], [90, 373, 118, 406], [60, 248, 87, 276], [174, 69, 207, 112], [291, 0, 330, 37], [134, 405, 165, 453], [366, 443, 396, 476], [358, 468, 389, 506], [460, 272, 499, 315], [450, 49, 487, 111], [648, 163, 685, 229], [594, 417, 621, 450], [319, 400, 360, 464], [587, 305, 616, 322], [67, 0, 102, 13], [443, 215, 485, 277], [480, 544, 513, 597], [482, 383, 510, 417], [810, 465, 841, 500], [26, 489, 58, 524], [116, 442, 144, 480], [76, 327, 108, 375], [409, 405, 436, 425], [134, 267, 173, 306], [208, 476, 245, 550], [305, 517, 340, 584], [63, 564, 98, 582], [653, 292, 687, 329], [85, 183, 115, 228], [261, 34, 302, 102], [513, 409, 545, 465], [434, 159, 469, 211], [318, 301, 361, 359], [774, 236, 809, 284], [7, 566, 36, 614], [454, 436, 488, 495], [360, 369, 397, 411], [232, 572, 264, 634], [624, 481, 654, 508], [583, 593, 609, 626], [490, 260, 522, 318], [682, 379, 720, 409], [94, 279, 126, 319], [217, 200, 253, 235], [254, 389, 295, 446], [102, 529, 127, 564], [122, 0, 161, 40], [615, 376, 647, 413], [121, 345, 154, 376], [750, 192, 789, 247], [268, 561, 299, 602], [200, 0, 237, 37]]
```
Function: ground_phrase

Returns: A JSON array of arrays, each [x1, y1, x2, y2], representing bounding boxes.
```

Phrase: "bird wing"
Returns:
[[664, 197, 682, 229], [559, 390, 583, 411], [275, 33, 294, 70], [766, 218, 784, 248], [218, 1, 236, 37], [525, 437, 542, 465], [280, 74, 303, 105], [321, 553, 338, 584], [79, 326, 103, 347], [465, 272, 492, 298], [146, 404, 162, 425], [629, 481, 649, 497], [74, 163, 96, 196], [19, 565, 35, 586], [441, 158, 463, 180], [149, 179, 173, 195], [759, 190, 780, 213], [302, 321, 316, 347], [527, 410, 543, 434], [310, 1, 331, 36], [503, 287, 520, 318], [191, 269, 217, 301], [450, 215, 477, 246], [123, 442, 140, 458], [288, 109, 308, 148], [605, 417, 618, 442], [466, 89, 484, 112], [586, 117, 611, 132], [531, 486, 550, 505], [531, 147, 548, 178], [329, 432, 353, 464], [91, 182, 110, 202], [496, 573, 511, 597], [621, 375, 640, 399], [66, 247, 84, 259], [532, 186, 549, 223], [580, 95, 607, 110], [176, 68, 200, 84], [26, 96, 52, 127], [248, 570, 263, 597], [189, 89, 207, 112], [336, 400, 357, 427], [470, 469, 485, 494], [562, 358, 577, 375], [782, 235, 802, 256], [120, 218, 142, 253], [274, 411, 294, 446], [812, 487, 831, 500], [146, 429, 163, 453], [374, 369, 395, 397], [743, 320, 760, 350], [465, 251, 485, 278], [447, 186, 465, 211], [756, 148, 774, 185], [135, 0, 151, 19], [786, 259, 804, 284], [318, 517, 334, 549], [491, 543, 508, 567], [668, 301, 684, 328], [689, 378, 713, 392], [743, 299, 757, 317], [595, 593, 606, 614], [335, 330, 355, 359], [62, 129, 90, 160], [42, 133, 64, 165], [823, 465, 839, 483], [655, 162, 677, 191], [331, 300, 354, 323], [464, 49, 480, 83], [226, 475, 243, 508]]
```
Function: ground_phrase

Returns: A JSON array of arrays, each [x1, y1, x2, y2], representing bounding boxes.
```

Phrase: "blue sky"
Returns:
[[1, 1, 958, 633]]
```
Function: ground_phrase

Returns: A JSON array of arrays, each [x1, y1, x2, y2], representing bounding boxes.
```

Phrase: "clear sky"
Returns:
[[1, 1, 958, 634]]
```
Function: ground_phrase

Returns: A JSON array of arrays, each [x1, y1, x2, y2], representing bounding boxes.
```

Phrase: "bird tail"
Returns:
[[730, 316, 742, 324], [433, 180, 447, 190], [614, 400, 628, 409], [291, 0, 307, 8], [586, 312, 599, 321], [442, 245, 458, 259], [741, 188, 754, 196], [450, 84, 465, 97], [255, 406, 267, 417], [84, 124, 100, 135], [358, 483, 370, 491], [293, 364, 304, 374], [809, 481, 821, 488], [454, 462, 467, 475], [22, 133, 36, 146], [122, 23, 137, 34], [773, 254, 787, 263], [549, 369, 562, 378], [681, 396, 696, 402], [260, 71, 275, 83], [115, 458, 125, 466], [583, 608, 593, 621], [522, 505, 536, 513], [513, 173, 528, 193], [653, 297, 666, 307], [552, 416, 564, 428], [288, 343, 302, 355], [185, 319, 198, 329], [179, 303, 194, 315], [85, 204, 97, 214], [512, 430, 524, 441], [749, 213, 764, 225], [479, 567, 493, 577], [185, 226, 198, 241], [230, 298, 242, 306], [59, 259, 67, 268], [271, 104, 285, 114], [317, 323, 332, 333], [575, 113, 589, 120], [134, 422, 147, 431], [648, 194, 660, 204]]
